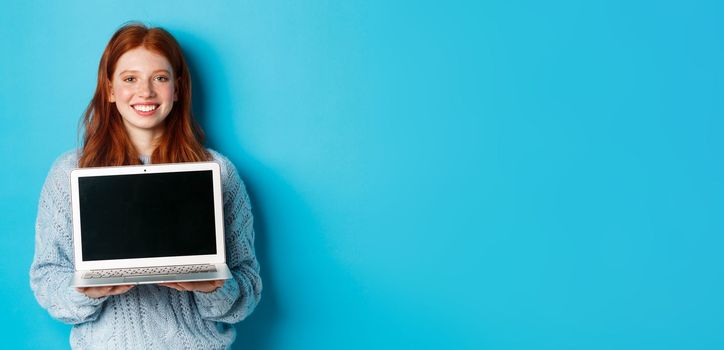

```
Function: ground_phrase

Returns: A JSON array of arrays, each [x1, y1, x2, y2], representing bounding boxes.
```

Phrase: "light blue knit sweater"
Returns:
[[30, 150, 262, 349]]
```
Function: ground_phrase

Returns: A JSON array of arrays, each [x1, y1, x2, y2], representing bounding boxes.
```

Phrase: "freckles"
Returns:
[[112, 86, 131, 99]]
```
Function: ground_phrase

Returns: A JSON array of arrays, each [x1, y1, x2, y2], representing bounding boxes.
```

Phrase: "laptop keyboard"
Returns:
[[83, 264, 217, 279]]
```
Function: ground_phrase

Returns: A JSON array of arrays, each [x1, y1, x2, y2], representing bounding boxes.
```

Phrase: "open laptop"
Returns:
[[70, 162, 232, 287]]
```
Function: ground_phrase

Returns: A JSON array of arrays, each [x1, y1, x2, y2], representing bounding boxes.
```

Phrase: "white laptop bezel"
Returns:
[[70, 162, 226, 271]]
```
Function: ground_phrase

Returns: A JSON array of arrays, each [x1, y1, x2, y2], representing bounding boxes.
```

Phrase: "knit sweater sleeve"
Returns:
[[29, 152, 107, 324], [193, 153, 262, 323]]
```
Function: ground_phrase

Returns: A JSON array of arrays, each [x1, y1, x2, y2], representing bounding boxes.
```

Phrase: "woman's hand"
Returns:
[[159, 280, 225, 293], [76, 285, 135, 299]]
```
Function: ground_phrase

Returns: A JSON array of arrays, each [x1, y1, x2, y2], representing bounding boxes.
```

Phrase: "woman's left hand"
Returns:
[[159, 280, 225, 293]]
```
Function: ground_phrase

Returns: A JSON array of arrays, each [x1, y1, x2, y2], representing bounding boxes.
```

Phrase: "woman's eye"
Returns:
[[123, 76, 135, 82], [155, 76, 169, 82]]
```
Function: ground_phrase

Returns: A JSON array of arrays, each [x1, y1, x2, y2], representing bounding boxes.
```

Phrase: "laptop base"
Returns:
[[72, 263, 232, 288]]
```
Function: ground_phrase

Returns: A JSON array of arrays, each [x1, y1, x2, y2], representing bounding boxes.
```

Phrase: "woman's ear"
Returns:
[[108, 82, 115, 103]]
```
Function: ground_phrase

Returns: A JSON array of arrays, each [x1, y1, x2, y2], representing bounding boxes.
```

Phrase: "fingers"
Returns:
[[160, 282, 185, 291], [167, 282, 184, 290], [78, 285, 135, 298], [80, 280, 225, 296], [159, 280, 225, 293], [159, 282, 192, 292], [108, 285, 134, 296], [197, 280, 225, 292], [91, 281, 226, 294]]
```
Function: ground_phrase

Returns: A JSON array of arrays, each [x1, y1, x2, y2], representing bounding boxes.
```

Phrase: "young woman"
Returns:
[[30, 23, 262, 349]]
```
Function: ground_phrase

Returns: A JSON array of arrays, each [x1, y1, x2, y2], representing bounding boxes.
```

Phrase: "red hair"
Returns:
[[79, 23, 210, 167]]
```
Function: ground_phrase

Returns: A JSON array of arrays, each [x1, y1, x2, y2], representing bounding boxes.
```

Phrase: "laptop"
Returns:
[[70, 162, 232, 287]]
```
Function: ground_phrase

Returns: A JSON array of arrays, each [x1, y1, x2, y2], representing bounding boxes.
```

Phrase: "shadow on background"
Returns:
[[179, 29, 368, 349], [179, 31, 281, 349]]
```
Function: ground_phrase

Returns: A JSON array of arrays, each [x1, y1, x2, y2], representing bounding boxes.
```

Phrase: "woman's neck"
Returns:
[[125, 127, 164, 156]]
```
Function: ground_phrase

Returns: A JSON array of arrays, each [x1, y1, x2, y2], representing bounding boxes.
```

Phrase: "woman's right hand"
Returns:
[[76, 285, 135, 299]]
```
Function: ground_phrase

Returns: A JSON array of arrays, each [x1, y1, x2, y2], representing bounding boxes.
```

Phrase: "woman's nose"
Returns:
[[137, 79, 156, 97]]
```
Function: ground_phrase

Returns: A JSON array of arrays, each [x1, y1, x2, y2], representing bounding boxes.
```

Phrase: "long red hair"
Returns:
[[79, 23, 210, 167]]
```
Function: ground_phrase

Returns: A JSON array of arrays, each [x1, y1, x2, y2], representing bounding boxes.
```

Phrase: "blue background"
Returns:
[[1, 1, 723, 349]]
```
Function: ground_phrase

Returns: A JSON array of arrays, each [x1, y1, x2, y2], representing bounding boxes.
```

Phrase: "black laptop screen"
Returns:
[[78, 170, 217, 261]]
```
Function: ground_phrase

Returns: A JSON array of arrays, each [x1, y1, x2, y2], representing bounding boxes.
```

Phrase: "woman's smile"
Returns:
[[132, 103, 160, 116]]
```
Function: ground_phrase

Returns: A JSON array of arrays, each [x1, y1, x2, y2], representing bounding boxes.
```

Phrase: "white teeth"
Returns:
[[134, 104, 157, 112]]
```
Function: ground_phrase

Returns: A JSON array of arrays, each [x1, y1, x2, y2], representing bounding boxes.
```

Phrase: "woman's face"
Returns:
[[109, 47, 177, 137]]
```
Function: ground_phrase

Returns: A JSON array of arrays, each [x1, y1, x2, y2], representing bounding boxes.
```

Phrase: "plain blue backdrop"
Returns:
[[1, 0, 723, 349]]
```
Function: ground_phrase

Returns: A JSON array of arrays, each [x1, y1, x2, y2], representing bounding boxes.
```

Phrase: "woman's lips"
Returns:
[[132, 104, 159, 116]]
